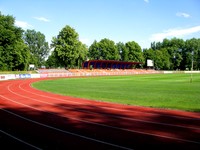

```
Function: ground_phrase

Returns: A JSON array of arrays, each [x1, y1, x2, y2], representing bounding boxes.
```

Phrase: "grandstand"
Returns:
[[37, 68, 159, 78], [37, 68, 71, 74], [37, 60, 159, 77], [82, 60, 142, 69]]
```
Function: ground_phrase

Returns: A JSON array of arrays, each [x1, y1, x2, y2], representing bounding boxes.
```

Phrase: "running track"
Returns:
[[0, 78, 200, 150]]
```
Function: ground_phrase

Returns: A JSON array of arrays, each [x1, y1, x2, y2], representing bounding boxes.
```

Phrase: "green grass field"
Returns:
[[32, 73, 200, 112]]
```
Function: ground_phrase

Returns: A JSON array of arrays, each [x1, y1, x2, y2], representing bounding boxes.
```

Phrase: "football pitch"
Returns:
[[32, 73, 200, 112]]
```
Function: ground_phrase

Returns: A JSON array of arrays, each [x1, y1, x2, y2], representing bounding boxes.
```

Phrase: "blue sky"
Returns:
[[1, 0, 200, 49]]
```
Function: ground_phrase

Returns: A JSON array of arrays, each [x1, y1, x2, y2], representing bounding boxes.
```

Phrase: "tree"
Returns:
[[23, 29, 50, 68], [143, 48, 155, 67], [184, 38, 200, 70], [12, 40, 30, 70], [77, 43, 88, 68], [150, 38, 186, 70], [125, 41, 144, 63], [165, 38, 184, 70], [197, 39, 200, 70], [88, 39, 120, 61], [51, 25, 86, 68], [143, 48, 170, 70], [88, 40, 100, 60], [98, 38, 120, 60], [116, 42, 127, 61], [45, 51, 61, 68], [0, 12, 30, 71]]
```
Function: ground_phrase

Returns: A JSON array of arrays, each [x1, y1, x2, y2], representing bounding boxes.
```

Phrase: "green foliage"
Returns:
[[154, 49, 170, 70], [1, 11, 200, 71], [88, 39, 120, 60], [125, 41, 144, 63], [51, 25, 87, 68], [45, 51, 61, 68], [88, 40, 100, 60], [12, 41, 30, 70], [23, 29, 50, 68], [99, 38, 120, 60], [116, 42, 127, 61], [183, 38, 200, 70], [88, 40, 144, 63], [0, 12, 30, 71], [145, 38, 200, 70], [78, 43, 88, 68]]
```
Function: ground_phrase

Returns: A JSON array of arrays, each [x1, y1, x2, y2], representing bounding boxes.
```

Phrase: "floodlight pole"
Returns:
[[173, 54, 176, 70], [190, 51, 194, 83], [119, 48, 122, 61]]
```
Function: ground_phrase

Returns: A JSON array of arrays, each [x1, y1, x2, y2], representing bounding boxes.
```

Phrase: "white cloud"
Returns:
[[176, 12, 190, 18], [150, 25, 200, 42], [144, 0, 149, 3], [33, 17, 50, 22], [15, 20, 33, 29]]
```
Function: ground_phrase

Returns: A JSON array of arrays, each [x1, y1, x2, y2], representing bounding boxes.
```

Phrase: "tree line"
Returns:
[[0, 12, 49, 71], [1, 12, 200, 71], [144, 38, 200, 70]]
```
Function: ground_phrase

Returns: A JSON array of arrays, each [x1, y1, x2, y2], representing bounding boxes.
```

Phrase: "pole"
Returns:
[[190, 66, 193, 83], [190, 51, 194, 83]]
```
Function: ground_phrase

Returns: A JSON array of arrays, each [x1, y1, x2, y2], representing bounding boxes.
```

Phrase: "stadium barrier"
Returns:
[[163, 71, 200, 74], [1, 70, 200, 81], [31, 74, 41, 78], [0, 74, 16, 80], [0, 74, 40, 81], [184, 71, 200, 73]]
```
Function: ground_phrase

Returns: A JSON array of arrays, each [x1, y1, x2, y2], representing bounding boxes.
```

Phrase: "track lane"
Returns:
[[19, 79, 200, 128], [0, 96, 133, 150], [1, 79, 200, 149], [1, 80, 134, 150], [7, 81, 200, 137], [24, 79, 200, 119], [0, 129, 42, 150]]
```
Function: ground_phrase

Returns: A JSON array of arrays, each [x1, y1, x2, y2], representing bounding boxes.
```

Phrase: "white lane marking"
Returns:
[[25, 81, 200, 120], [0, 129, 42, 150], [17, 82, 200, 130], [2, 85, 200, 145], [0, 107, 133, 150]]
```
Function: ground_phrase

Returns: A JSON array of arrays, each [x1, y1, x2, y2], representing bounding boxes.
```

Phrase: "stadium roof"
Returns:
[[82, 60, 142, 69]]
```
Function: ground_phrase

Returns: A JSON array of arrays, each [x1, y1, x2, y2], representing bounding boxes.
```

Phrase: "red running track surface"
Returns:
[[0, 78, 200, 150]]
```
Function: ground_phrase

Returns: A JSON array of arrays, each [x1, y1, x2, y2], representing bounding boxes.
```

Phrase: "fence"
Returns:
[[1, 70, 200, 81]]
